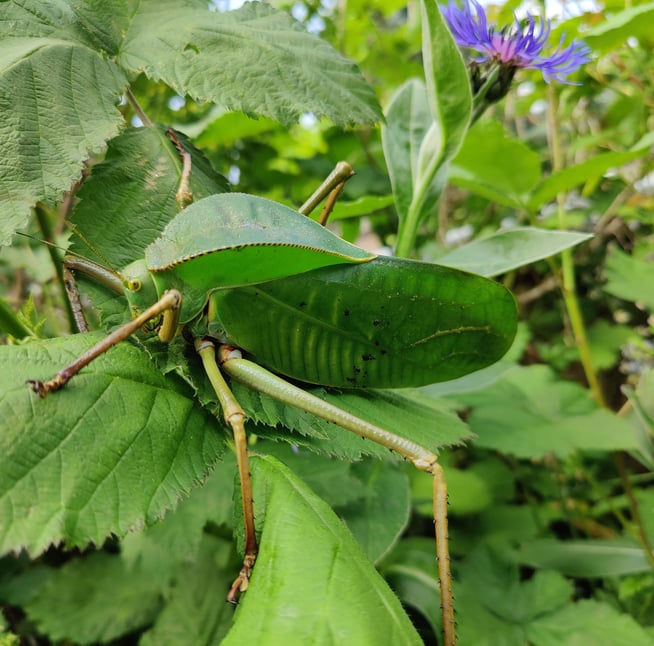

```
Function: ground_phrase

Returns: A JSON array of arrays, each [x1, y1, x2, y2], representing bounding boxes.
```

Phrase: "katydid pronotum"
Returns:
[[28, 161, 517, 646]]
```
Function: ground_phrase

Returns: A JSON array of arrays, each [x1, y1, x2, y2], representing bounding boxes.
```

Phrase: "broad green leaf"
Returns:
[[139, 535, 236, 646], [420, 0, 471, 164], [118, 1, 381, 127], [517, 538, 652, 578], [583, 2, 654, 53], [223, 455, 422, 645], [0, 333, 224, 556], [450, 120, 541, 208], [527, 599, 653, 646], [438, 228, 593, 277], [452, 365, 641, 458], [603, 246, 654, 311], [0, 37, 126, 245], [329, 194, 395, 220], [2, 552, 162, 644], [70, 126, 229, 270], [587, 320, 638, 370], [336, 460, 411, 563], [382, 79, 442, 222]]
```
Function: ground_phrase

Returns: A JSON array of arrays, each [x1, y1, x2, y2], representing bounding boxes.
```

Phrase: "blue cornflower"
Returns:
[[442, 0, 591, 85]]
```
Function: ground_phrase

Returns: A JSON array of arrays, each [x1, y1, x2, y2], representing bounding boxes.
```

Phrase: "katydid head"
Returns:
[[122, 259, 159, 323]]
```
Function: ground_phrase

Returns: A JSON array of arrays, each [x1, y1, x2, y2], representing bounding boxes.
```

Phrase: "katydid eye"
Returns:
[[127, 278, 142, 292]]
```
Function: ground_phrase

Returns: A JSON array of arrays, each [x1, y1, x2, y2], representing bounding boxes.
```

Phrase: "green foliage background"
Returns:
[[1, 0, 654, 644]]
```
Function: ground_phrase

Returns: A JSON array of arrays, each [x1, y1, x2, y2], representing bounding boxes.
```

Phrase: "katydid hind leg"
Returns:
[[219, 346, 456, 645], [299, 161, 354, 222]]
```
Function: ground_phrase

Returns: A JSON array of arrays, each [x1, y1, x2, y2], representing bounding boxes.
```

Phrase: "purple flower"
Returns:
[[442, 0, 591, 84]]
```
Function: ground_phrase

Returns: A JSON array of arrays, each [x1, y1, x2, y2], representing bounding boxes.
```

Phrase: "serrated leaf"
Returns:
[[118, 1, 381, 127], [70, 126, 229, 270], [452, 365, 641, 458], [0, 333, 224, 556], [0, 37, 126, 245], [223, 455, 422, 645], [438, 228, 593, 277]]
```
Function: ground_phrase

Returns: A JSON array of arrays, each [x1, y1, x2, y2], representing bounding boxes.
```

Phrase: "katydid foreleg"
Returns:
[[28, 289, 182, 397], [217, 344, 456, 646]]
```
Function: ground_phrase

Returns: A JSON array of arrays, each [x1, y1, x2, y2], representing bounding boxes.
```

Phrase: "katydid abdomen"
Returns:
[[210, 255, 517, 388]]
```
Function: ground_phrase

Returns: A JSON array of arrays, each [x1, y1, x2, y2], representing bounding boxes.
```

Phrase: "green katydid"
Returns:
[[28, 162, 517, 646]]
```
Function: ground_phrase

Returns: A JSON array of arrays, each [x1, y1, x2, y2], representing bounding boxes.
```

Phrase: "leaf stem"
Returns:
[[125, 87, 153, 127], [546, 86, 606, 407]]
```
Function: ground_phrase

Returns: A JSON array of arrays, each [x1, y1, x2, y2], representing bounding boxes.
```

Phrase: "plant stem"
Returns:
[[34, 203, 77, 333], [546, 85, 606, 407], [0, 298, 32, 338]]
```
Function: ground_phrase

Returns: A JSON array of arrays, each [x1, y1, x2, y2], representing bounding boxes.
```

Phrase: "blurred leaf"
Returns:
[[455, 546, 572, 645], [337, 460, 411, 563], [119, 1, 381, 127], [527, 599, 653, 646], [224, 455, 422, 645], [3, 552, 162, 644], [438, 227, 593, 277], [517, 538, 652, 578], [452, 365, 641, 458], [587, 320, 637, 370], [528, 147, 653, 211], [0, 333, 224, 556], [584, 2, 654, 53], [140, 535, 236, 646], [603, 246, 654, 311], [329, 194, 395, 220], [450, 120, 541, 208], [379, 537, 442, 639]]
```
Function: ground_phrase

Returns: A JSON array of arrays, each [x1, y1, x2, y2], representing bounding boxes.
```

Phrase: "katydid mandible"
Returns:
[[28, 162, 517, 646]]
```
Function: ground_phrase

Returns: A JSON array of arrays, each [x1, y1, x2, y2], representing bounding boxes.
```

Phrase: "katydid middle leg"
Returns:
[[217, 344, 456, 646]]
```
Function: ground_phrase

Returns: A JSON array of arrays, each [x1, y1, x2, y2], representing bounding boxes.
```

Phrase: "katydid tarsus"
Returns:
[[28, 161, 517, 646]]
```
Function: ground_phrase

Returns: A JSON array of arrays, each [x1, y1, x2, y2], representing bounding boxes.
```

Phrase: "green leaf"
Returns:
[[583, 2, 654, 53], [223, 455, 422, 645], [379, 538, 442, 639], [420, 0, 471, 164], [70, 126, 229, 270], [455, 546, 572, 645], [452, 365, 641, 458], [3, 552, 162, 644], [527, 599, 653, 646], [0, 37, 126, 245], [336, 460, 411, 563], [118, 1, 381, 127], [0, 333, 224, 556], [603, 246, 654, 311], [450, 120, 541, 208], [328, 195, 396, 220], [528, 147, 652, 211], [438, 228, 593, 277], [517, 538, 652, 578], [139, 535, 236, 646]]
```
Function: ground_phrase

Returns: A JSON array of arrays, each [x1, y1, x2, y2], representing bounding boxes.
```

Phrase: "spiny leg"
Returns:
[[218, 345, 456, 646], [195, 339, 257, 603], [28, 290, 181, 397]]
